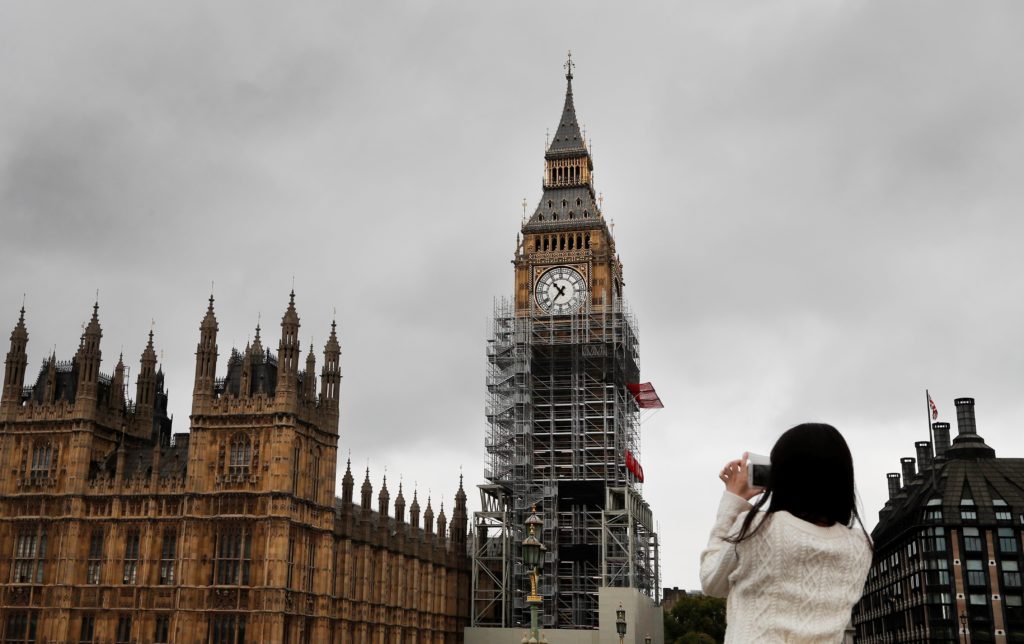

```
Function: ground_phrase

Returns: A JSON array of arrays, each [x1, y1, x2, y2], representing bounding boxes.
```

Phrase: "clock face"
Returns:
[[535, 266, 587, 315]]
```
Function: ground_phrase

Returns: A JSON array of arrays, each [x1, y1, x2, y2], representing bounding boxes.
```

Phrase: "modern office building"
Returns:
[[854, 397, 1024, 643]]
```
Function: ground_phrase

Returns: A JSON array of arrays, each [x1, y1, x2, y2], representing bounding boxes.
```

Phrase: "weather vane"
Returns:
[[564, 50, 574, 80]]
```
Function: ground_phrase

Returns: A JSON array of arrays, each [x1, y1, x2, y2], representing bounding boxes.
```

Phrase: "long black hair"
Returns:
[[728, 423, 870, 545]]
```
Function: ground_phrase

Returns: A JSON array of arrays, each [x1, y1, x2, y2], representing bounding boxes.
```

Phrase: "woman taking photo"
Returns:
[[700, 423, 872, 643]]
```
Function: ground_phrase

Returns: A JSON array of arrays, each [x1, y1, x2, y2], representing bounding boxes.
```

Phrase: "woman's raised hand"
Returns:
[[719, 453, 762, 500]]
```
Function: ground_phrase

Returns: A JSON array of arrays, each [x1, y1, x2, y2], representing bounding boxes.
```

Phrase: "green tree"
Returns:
[[664, 593, 726, 644]]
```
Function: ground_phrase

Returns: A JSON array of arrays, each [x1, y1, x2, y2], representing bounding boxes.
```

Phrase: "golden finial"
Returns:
[[564, 50, 574, 80]]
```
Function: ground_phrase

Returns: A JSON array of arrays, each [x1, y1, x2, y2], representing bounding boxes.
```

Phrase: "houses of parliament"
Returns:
[[0, 294, 470, 643]]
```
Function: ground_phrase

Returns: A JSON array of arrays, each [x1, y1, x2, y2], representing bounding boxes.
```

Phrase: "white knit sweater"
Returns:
[[700, 491, 872, 643]]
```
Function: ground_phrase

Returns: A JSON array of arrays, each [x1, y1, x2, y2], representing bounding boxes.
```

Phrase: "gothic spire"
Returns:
[[341, 457, 354, 505], [546, 51, 588, 160], [2, 305, 29, 412], [395, 481, 406, 524], [378, 475, 390, 516], [193, 295, 218, 402]]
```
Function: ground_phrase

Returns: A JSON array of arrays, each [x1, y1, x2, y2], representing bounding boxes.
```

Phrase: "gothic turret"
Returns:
[[341, 457, 354, 506], [276, 291, 301, 402], [360, 468, 373, 516], [394, 482, 406, 524], [135, 331, 158, 415], [304, 342, 317, 403], [109, 353, 125, 411], [74, 302, 103, 407], [378, 475, 390, 516], [410, 489, 421, 530], [424, 496, 434, 538], [436, 502, 446, 540], [192, 296, 218, 406], [320, 319, 341, 424], [1, 306, 28, 415], [451, 475, 468, 549]]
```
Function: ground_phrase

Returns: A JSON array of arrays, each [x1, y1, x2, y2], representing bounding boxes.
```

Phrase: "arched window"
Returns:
[[291, 442, 301, 494], [30, 442, 56, 482], [228, 434, 252, 477], [310, 448, 321, 501], [576, 198, 582, 207]]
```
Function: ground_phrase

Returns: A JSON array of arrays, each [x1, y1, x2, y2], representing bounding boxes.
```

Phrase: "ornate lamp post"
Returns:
[[521, 506, 547, 644], [616, 603, 627, 644], [959, 611, 968, 644]]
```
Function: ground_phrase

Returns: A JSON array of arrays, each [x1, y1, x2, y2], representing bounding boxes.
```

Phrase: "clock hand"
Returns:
[[555, 284, 567, 299]]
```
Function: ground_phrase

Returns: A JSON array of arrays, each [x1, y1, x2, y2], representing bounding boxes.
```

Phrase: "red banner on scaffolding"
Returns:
[[627, 382, 664, 409], [625, 450, 645, 483]]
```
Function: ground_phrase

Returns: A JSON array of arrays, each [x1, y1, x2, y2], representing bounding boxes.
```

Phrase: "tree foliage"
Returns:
[[664, 593, 726, 644]]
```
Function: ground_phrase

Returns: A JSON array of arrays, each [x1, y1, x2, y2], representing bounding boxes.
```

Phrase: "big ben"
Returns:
[[471, 56, 660, 634]]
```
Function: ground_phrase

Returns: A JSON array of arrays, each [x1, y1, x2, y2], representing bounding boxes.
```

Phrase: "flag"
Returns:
[[927, 391, 938, 421]]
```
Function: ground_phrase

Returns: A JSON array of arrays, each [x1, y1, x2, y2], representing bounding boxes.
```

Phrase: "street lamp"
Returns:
[[521, 505, 547, 644], [616, 603, 627, 644], [959, 611, 968, 644]]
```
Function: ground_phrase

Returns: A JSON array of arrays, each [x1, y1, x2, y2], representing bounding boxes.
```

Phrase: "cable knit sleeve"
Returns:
[[699, 491, 754, 598]]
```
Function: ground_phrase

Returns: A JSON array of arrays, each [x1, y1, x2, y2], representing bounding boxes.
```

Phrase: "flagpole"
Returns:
[[926, 389, 937, 489]]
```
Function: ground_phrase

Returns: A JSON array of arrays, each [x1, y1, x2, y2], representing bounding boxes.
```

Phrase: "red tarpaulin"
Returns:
[[627, 382, 664, 409]]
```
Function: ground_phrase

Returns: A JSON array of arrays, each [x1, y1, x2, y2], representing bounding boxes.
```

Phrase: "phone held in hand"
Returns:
[[747, 453, 771, 489]]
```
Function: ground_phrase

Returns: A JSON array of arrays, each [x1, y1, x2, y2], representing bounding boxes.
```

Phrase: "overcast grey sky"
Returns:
[[2, 1, 1024, 589]]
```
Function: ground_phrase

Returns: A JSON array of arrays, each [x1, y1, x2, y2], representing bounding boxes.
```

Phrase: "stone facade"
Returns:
[[0, 295, 470, 643]]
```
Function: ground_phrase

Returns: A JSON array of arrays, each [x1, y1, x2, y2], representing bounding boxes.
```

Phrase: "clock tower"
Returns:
[[514, 54, 622, 317], [472, 56, 659, 633]]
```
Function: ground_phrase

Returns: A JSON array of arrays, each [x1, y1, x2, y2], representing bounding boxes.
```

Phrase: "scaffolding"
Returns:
[[472, 296, 659, 629]]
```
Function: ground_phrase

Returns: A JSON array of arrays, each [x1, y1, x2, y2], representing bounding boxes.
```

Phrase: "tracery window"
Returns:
[[78, 614, 95, 643], [305, 537, 315, 593], [86, 529, 104, 584], [2, 610, 38, 644], [115, 615, 132, 644], [228, 434, 252, 477], [153, 616, 170, 644], [122, 530, 140, 585], [11, 526, 46, 584], [310, 449, 321, 501], [159, 529, 177, 585], [213, 525, 252, 586], [29, 443, 55, 482], [209, 614, 246, 644]]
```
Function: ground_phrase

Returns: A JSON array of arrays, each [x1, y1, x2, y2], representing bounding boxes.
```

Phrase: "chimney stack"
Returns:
[[915, 441, 933, 473], [887, 472, 902, 499], [955, 398, 977, 436], [932, 422, 951, 458], [901, 457, 916, 485]]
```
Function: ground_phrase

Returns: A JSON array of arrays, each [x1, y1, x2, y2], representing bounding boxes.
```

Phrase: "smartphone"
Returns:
[[747, 453, 771, 489]]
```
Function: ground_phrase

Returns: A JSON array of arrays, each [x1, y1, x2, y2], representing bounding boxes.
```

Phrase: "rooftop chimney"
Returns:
[[915, 441, 933, 472], [887, 472, 902, 500], [955, 398, 977, 435], [901, 457, 916, 485], [932, 422, 951, 458], [947, 396, 996, 459]]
